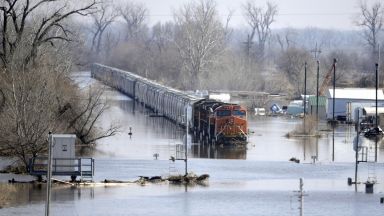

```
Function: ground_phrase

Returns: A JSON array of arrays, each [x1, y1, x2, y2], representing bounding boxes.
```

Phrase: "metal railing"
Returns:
[[29, 157, 94, 178]]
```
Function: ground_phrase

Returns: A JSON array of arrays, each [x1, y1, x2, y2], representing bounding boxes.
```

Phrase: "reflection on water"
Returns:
[[190, 144, 247, 159], [0, 183, 95, 209]]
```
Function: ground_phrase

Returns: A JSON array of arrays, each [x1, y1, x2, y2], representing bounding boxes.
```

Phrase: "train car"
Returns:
[[193, 100, 248, 144], [91, 63, 141, 99], [91, 63, 248, 144], [133, 77, 202, 127]]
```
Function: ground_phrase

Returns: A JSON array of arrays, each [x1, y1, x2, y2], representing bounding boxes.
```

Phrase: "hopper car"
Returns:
[[91, 63, 248, 144]]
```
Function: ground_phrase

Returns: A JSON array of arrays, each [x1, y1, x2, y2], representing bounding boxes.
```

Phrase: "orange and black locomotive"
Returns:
[[193, 100, 248, 144]]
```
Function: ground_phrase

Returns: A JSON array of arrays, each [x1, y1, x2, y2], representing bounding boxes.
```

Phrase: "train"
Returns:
[[91, 63, 248, 144]]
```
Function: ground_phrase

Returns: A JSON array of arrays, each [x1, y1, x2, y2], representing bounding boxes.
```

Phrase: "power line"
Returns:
[[143, 12, 357, 17]]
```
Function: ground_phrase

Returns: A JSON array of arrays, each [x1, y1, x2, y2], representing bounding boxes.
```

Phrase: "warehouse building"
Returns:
[[326, 88, 384, 121]]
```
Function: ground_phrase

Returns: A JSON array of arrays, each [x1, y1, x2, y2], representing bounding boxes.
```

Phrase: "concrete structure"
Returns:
[[326, 88, 384, 120]]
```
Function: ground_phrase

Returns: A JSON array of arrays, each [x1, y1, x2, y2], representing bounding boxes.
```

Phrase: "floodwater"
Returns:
[[1, 71, 384, 216]]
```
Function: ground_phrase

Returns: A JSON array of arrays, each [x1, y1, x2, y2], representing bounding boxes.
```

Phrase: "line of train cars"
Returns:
[[91, 63, 248, 144]]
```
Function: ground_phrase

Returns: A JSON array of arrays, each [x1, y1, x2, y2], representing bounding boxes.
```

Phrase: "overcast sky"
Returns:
[[141, 0, 378, 30]]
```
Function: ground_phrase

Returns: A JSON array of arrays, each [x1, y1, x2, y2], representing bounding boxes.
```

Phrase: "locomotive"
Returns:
[[91, 64, 248, 144], [193, 100, 247, 144]]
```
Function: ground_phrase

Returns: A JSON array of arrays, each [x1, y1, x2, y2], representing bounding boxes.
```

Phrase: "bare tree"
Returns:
[[152, 22, 174, 54], [0, 48, 120, 169], [202, 51, 262, 91], [64, 87, 120, 144], [243, 1, 277, 59], [356, 1, 384, 56], [275, 28, 297, 51], [90, 1, 118, 57], [103, 30, 120, 61], [277, 47, 313, 97], [321, 50, 355, 85], [0, 0, 96, 68], [174, 0, 226, 89], [0, 63, 64, 168], [118, 1, 148, 41], [0, 1, 121, 170]]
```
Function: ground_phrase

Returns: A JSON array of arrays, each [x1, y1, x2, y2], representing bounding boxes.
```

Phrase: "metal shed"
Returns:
[[308, 96, 327, 120], [326, 88, 384, 120]]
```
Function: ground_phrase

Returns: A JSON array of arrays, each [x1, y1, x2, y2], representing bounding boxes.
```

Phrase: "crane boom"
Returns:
[[319, 60, 337, 96]]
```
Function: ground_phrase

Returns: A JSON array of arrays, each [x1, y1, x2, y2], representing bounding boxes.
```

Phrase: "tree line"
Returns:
[[84, 0, 384, 97]]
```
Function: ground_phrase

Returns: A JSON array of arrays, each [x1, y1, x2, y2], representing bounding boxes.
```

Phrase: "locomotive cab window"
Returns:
[[233, 110, 246, 116], [216, 110, 231, 116]]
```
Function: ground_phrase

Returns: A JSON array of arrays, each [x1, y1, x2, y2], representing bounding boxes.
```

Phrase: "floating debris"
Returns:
[[6, 174, 209, 186], [289, 157, 300, 163], [168, 173, 209, 184], [363, 126, 383, 139], [8, 178, 35, 184]]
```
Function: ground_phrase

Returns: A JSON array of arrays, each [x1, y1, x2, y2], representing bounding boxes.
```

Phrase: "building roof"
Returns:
[[363, 107, 384, 115], [327, 88, 384, 100], [308, 96, 327, 106]]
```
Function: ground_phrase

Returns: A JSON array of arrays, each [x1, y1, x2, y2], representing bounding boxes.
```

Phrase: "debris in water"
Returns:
[[168, 173, 209, 184], [363, 126, 383, 139], [289, 157, 300, 163]]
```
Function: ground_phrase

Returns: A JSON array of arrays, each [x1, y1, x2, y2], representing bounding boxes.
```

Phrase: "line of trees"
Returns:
[[0, 0, 119, 170], [81, 0, 384, 97]]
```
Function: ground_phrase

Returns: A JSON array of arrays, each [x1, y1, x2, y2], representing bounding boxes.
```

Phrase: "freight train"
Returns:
[[91, 63, 248, 144]]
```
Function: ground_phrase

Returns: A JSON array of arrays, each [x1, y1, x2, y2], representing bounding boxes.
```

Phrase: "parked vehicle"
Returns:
[[254, 108, 266, 116]]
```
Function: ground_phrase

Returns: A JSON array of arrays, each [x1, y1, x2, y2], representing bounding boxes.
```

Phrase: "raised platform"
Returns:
[[28, 157, 94, 180]]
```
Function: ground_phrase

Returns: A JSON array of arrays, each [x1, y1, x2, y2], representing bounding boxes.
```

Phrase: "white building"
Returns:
[[326, 88, 384, 120]]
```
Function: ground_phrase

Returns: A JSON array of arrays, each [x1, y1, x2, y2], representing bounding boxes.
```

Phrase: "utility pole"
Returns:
[[316, 60, 320, 123], [45, 132, 53, 216], [375, 63, 379, 162], [355, 110, 360, 192], [332, 58, 337, 123], [185, 106, 190, 176], [311, 42, 322, 60], [304, 62, 307, 116], [376, 63, 378, 129], [294, 178, 307, 216], [311, 43, 321, 124], [244, 34, 253, 62], [332, 59, 337, 161], [303, 62, 307, 134], [299, 178, 304, 216], [378, 43, 381, 88]]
